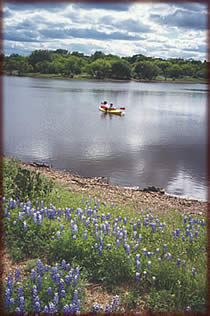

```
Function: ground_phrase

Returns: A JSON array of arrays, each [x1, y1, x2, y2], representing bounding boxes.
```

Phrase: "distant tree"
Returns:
[[86, 59, 111, 79], [90, 51, 105, 62], [166, 64, 183, 79], [55, 49, 68, 55], [155, 60, 171, 79], [28, 50, 52, 69], [133, 61, 160, 80], [111, 61, 131, 79]]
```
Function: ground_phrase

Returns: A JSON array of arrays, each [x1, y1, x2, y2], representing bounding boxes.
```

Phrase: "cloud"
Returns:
[[39, 27, 143, 41], [6, 3, 69, 12], [4, 30, 41, 43], [150, 9, 207, 31], [111, 18, 152, 33], [72, 3, 132, 12], [172, 3, 207, 13]]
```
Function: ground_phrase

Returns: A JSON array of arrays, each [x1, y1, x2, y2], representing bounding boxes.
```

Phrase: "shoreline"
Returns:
[[17, 160, 207, 216], [4, 74, 207, 85]]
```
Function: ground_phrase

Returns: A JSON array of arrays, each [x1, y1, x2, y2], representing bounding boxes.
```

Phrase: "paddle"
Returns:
[[120, 107, 126, 110], [101, 105, 107, 109]]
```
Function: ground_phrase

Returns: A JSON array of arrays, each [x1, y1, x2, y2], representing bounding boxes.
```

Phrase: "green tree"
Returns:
[[86, 59, 111, 79], [28, 50, 52, 69], [166, 64, 183, 79], [155, 60, 171, 79], [133, 61, 160, 80], [111, 61, 131, 79]]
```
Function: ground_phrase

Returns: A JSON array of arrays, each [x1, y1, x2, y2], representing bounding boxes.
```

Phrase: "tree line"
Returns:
[[3, 49, 207, 81]]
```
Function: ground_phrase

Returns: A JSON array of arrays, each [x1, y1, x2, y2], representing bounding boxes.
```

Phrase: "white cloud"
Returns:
[[3, 2, 208, 60]]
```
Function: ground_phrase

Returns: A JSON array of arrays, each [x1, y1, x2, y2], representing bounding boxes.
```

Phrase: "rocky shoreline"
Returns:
[[18, 160, 207, 216]]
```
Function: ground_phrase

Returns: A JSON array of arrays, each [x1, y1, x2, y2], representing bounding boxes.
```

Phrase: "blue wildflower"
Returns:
[[136, 260, 141, 270], [15, 268, 21, 282], [19, 296, 25, 311], [136, 272, 140, 280], [192, 268, 196, 277]]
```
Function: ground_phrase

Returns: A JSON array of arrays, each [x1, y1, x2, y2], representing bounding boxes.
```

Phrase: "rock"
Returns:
[[139, 186, 165, 194]]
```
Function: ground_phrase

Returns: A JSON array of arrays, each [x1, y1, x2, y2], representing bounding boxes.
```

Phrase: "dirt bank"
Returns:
[[18, 161, 207, 216]]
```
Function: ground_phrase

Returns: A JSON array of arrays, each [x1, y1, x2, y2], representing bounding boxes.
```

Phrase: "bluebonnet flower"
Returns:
[[133, 231, 137, 239], [167, 253, 172, 260], [17, 287, 23, 303], [7, 273, 13, 291], [15, 268, 21, 282], [143, 271, 147, 277], [30, 269, 36, 282], [192, 268, 196, 277], [61, 289, 66, 298], [107, 244, 112, 250], [48, 302, 56, 313], [147, 252, 152, 258], [158, 257, 162, 264], [136, 272, 140, 280], [37, 275, 42, 291], [116, 239, 120, 249], [182, 235, 185, 241], [92, 303, 103, 312], [156, 248, 160, 254], [105, 304, 112, 314], [147, 261, 151, 270], [36, 259, 44, 276], [13, 221, 17, 226], [64, 304, 70, 314], [72, 235, 77, 240], [15, 307, 21, 314], [143, 248, 147, 257], [98, 246, 103, 256], [136, 254, 140, 261], [112, 295, 120, 312], [43, 305, 50, 316], [137, 234, 142, 242], [48, 287, 52, 296], [5, 288, 12, 307], [152, 276, 156, 283], [189, 233, 193, 243], [136, 260, 141, 270], [125, 244, 130, 255], [162, 244, 167, 254], [23, 221, 28, 231], [19, 296, 25, 311], [184, 215, 187, 223], [32, 285, 38, 304], [123, 217, 127, 225], [99, 236, 104, 246], [185, 306, 191, 312], [132, 244, 139, 252], [53, 292, 59, 310], [194, 231, 198, 238], [177, 259, 181, 267]]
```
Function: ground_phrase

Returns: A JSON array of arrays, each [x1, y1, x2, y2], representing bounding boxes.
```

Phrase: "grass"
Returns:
[[2, 157, 207, 313]]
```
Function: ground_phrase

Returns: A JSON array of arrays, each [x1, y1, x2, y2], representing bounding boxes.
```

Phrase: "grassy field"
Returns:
[[3, 158, 207, 313]]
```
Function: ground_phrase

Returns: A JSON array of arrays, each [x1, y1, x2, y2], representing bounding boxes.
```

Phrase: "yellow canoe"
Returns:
[[99, 106, 124, 115]]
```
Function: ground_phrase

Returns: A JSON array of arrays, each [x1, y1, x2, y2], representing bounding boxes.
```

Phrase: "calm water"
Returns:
[[3, 76, 207, 201]]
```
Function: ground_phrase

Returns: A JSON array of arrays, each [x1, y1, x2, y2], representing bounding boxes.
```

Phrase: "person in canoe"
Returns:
[[109, 103, 116, 110], [101, 101, 108, 112]]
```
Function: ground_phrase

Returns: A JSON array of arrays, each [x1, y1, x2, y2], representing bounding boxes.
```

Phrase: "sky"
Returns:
[[3, 1, 208, 61]]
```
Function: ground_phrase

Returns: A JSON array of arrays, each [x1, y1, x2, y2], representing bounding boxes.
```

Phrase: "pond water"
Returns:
[[4, 75, 207, 201]]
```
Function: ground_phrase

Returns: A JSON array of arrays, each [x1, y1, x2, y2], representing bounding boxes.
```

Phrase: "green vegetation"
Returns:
[[3, 158, 207, 313], [3, 49, 207, 81]]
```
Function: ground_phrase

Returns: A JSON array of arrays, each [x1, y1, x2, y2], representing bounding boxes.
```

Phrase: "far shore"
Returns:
[[4, 73, 207, 85], [16, 159, 207, 216]]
